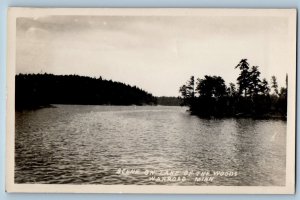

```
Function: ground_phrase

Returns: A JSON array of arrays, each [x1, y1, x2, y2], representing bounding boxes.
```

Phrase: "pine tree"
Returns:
[[235, 59, 250, 97], [271, 76, 279, 96]]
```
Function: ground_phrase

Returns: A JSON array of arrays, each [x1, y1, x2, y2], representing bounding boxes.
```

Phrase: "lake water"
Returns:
[[15, 105, 286, 186]]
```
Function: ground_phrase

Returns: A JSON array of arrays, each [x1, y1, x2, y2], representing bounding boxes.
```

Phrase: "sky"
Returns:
[[16, 15, 290, 96]]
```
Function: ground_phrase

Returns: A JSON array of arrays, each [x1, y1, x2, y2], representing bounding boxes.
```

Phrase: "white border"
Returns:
[[6, 7, 297, 194]]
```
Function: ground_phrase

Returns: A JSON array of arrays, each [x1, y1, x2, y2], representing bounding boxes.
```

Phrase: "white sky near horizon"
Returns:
[[16, 15, 290, 96]]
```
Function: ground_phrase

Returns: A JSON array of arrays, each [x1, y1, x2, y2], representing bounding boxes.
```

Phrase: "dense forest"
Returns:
[[15, 74, 157, 110], [156, 96, 182, 106], [179, 59, 288, 119]]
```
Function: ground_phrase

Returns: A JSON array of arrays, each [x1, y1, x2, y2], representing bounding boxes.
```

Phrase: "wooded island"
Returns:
[[179, 59, 287, 119]]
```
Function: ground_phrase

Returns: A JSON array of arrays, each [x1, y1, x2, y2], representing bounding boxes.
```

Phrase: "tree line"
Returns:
[[179, 59, 287, 119], [157, 96, 183, 106], [16, 73, 157, 110]]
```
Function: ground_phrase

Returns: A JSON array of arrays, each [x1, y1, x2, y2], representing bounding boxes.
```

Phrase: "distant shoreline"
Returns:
[[15, 73, 157, 109], [16, 104, 286, 120]]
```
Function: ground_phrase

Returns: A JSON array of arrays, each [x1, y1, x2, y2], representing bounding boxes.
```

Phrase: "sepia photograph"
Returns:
[[6, 8, 296, 194]]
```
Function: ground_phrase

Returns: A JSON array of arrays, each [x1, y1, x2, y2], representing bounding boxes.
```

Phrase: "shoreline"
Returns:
[[16, 104, 286, 120]]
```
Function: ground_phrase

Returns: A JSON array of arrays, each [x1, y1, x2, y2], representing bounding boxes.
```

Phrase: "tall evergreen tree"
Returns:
[[259, 78, 270, 96], [271, 76, 279, 96], [235, 59, 250, 97], [249, 66, 261, 97], [179, 76, 195, 105]]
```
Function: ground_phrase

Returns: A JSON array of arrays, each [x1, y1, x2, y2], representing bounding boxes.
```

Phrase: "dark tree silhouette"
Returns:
[[157, 96, 182, 106], [259, 78, 270, 96], [235, 59, 250, 97], [179, 76, 195, 106], [15, 73, 157, 110], [196, 76, 227, 98], [249, 66, 261, 97], [228, 83, 237, 97], [179, 59, 287, 119], [190, 76, 228, 117], [271, 76, 279, 96]]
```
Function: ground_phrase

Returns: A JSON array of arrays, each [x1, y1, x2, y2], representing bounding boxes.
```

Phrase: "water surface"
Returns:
[[15, 105, 286, 186]]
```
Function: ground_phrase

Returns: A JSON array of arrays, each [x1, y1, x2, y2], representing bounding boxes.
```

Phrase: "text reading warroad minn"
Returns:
[[116, 168, 238, 183]]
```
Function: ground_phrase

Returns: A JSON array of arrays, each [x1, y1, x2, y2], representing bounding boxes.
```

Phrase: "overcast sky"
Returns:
[[16, 15, 290, 96]]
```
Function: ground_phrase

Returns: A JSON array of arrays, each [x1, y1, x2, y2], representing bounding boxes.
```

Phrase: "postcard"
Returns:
[[6, 8, 296, 194]]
